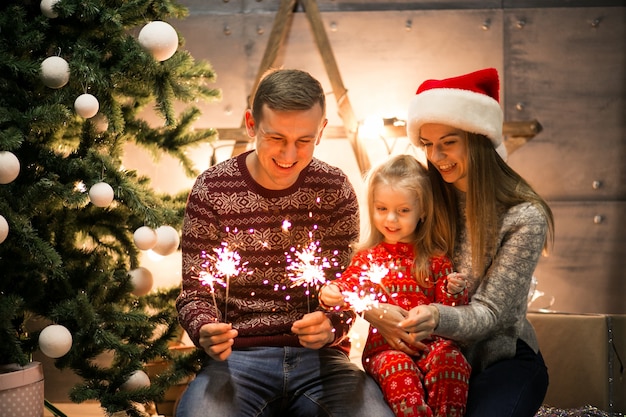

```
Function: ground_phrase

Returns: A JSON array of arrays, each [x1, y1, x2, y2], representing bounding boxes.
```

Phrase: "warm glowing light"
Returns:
[[287, 240, 330, 289], [197, 243, 247, 321]]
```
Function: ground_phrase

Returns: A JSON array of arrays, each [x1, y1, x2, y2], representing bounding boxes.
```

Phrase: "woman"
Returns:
[[365, 68, 554, 417]]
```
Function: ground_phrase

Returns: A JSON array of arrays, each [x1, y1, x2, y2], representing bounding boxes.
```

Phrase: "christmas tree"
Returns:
[[0, 0, 218, 415]]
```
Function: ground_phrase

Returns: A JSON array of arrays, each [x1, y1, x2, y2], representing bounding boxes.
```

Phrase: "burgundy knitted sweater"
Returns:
[[176, 150, 359, 353]]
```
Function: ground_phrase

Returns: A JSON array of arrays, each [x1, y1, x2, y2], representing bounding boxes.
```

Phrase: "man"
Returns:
[[176, 69, 393, 417]]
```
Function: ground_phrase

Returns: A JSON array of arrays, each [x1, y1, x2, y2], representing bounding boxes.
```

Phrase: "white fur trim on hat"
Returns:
[[407, 88, 506, 159]]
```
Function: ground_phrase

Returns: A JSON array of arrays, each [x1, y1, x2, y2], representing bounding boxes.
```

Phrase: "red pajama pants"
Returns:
[[363, 337, 471, 417]]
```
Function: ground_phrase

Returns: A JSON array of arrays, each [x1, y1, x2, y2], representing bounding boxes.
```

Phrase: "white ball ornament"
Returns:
[[152, 225, 180, 256], [74, 94, 99, 119], [40, 0, 60, 18], [121, 370, 151, 391], [133, 226, 158, 250], [0, 151, 20, 184], [91, 113, 109, 133], [0, 215, 8, 244], [129, 267, 154, 296], [41, 56, 70, 89], [138, 21, 179, 61], [39, 324, 73, 358], [89, 182, 115, 207]]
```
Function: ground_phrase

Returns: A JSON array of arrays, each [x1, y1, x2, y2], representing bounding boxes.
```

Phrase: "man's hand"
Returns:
[[291, 311, 335, 349], [198, 322, 238, 361]]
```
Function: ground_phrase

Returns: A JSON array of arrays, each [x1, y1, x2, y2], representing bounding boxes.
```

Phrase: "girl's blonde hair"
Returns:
[[427, 133, 555, 276], [360, 154, 449, 287]]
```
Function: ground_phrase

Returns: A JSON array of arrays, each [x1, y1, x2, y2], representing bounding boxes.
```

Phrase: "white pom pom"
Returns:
[[129, 267, 154, 296], [40, 0, 60, 18], [88, 182, 114, 207], [0, 151, 20, 184], [39, 324, 73, 358], [0, 215, 8, 244], [74, 93, 99, 119], [121, 370, 151, 391], [133, 226, 158, 250], [152, 225, 180, 256], [40, 56, 70, 89], [138, 21, 179, 61]]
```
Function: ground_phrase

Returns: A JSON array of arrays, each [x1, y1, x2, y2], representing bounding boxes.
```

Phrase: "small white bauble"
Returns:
[[0, 215, 8, 244], [88, 182, 114, 207], [138, 21, 179, 62], [129, 267, 154, 296], [0, 151, 20, 184], [41, 56, 70, 89], [152, 225, 180, 256], [40, 0, 60, 18], [91, 113, 109, 133], [133, 226, 158, 250], [74, 93, 99, 119], [121, 370, 151, 391], [39, 324, 73, 358]]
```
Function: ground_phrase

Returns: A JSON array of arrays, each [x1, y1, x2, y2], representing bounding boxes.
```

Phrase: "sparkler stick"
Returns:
[[286, 237, 331, 313], [198, 269, 225, 320], [198, 243, 245, 322], [213, 244, 244, 321]]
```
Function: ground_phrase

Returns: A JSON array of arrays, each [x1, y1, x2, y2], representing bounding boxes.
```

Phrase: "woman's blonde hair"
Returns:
[[427, 133, 555, 276], [360, 154, 449, 286]]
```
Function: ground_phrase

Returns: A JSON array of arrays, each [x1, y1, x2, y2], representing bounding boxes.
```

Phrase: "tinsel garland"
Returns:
[[536, 405, 623, 417]]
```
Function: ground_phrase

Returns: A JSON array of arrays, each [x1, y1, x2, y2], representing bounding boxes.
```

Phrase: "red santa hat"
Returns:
[[407, 68, 507, 159]]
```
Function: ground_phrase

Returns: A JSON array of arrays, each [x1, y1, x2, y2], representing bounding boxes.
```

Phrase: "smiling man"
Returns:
[[176, 69, 394, 417]]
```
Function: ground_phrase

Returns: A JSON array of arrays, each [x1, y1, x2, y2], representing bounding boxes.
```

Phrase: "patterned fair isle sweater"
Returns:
[[434, 192, 549, 371], [176, 150, 360, 353]]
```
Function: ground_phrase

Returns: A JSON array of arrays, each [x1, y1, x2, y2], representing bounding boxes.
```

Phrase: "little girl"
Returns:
[[319, 154, 471, 417]]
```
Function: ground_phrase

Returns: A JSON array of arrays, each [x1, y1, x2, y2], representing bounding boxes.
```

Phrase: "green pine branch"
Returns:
[[0, 0, 219, 415]]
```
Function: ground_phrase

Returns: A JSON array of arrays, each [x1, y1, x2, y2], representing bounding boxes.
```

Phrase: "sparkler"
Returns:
[[286, 237, 332, 313], [198, 268, 225, 321], [198, 243, 245, 322], [361, 261, 394, 303], [340, 288, 380, 315], [327, 258, 395, 317]]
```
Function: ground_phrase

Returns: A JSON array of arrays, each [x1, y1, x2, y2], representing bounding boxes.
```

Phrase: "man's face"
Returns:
[[245, 104, 327, 190]]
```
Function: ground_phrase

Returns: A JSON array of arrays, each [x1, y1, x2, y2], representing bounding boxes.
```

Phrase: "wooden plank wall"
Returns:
[[160, 0, 625, 314]]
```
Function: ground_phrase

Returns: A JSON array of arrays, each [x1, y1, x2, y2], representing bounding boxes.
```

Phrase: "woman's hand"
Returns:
[[364, 303, 427, 354], [398, 305, 440, 346]]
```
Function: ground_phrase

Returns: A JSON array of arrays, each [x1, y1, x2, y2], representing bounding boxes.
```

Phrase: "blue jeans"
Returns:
[[175, 346, 394, 417], [465, 339, 549, 417]]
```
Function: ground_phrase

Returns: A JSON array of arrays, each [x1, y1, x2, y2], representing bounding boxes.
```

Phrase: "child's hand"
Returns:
[[319, 284, 345, 307], [446, 272, 467, 295]]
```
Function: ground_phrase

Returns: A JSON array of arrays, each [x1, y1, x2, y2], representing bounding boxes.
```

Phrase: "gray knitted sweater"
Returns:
[[434, 193, 548, 372]]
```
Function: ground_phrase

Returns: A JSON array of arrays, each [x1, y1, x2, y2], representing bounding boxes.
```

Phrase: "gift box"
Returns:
[[0, 362, 44, 417], [528, 312, 626, 413]]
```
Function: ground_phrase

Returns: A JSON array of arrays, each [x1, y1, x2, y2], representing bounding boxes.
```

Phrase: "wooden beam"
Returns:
[[231, 0, 298, 157], [231, 0, 371, 173], [503, 119, 543, 155], [300, 0, 370, 173]]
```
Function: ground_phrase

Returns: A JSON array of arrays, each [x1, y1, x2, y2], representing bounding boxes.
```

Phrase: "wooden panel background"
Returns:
[[128, 1, 625, 314]]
